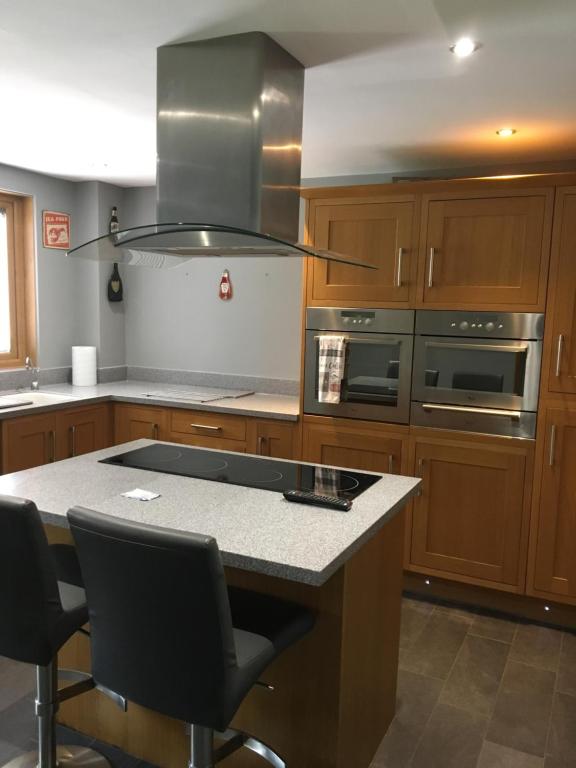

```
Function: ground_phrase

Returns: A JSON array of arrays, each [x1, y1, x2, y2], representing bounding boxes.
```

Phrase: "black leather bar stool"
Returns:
[[67, 506, 316, 768], [0, 496, 111, 768]]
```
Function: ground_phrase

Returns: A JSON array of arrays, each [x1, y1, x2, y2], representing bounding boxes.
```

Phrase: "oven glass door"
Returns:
[[412, 335, 541, 411], [304, 330, 413, 423]]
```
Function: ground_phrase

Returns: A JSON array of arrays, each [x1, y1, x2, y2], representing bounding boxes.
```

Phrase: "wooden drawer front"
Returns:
[[170, 410, 246, 442], [410, 439, 528, 589], [421, 193, 551, 308], [302, 420, 403, 474]]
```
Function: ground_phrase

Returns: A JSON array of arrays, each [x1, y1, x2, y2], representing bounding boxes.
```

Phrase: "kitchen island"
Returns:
[[0, 440, 420, 768]]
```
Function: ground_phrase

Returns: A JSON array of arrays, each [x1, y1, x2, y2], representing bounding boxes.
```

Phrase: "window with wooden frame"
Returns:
[[0, 192, 36, 369]]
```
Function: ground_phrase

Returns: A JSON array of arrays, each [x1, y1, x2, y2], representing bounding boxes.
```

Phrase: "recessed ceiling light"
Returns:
[[450, 37, 479, 58], [496, 128, 517, 137]]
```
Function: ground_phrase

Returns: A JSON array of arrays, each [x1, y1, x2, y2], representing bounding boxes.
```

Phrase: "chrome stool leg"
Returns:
[[189, 725, 214, 768], [3, 659, 112, 768], [213, 728, 285, 768]]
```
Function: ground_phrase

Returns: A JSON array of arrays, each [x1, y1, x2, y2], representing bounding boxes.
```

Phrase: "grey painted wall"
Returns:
[[0, 164, 127, 371], [121, 188, 303, 382]]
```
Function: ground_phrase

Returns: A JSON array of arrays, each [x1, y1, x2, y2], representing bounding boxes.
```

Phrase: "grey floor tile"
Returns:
[[477, 740, 544, 767], [399, 612, 469, 680], [0, 660, 36, 712], [510, 625, 563, 672], [486, 660, 555, 757], [0, 696, 37, 751], [410, 703, 487, 768], [557, 634, 576, 697], [372, 670, 443, 767], [440, 635, 510, 717], [548, 692, 576, 764], [434, 604, 478, 625], [544, 756, 576, 767], [470, 615, 518, 645], [399, 598, 435, 650], [0, 740, 26, 767]]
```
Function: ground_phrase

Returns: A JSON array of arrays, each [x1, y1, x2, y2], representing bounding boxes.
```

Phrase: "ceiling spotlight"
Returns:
[[496, 128, 517, 137], [450, 37, 478, 58]]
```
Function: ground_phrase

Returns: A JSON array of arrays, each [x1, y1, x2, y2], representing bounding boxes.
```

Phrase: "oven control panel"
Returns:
[[415, 311, 544, 341]]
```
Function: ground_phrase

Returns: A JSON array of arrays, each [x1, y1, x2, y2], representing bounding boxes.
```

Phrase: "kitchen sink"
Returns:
[[0, 392, 77, 410]]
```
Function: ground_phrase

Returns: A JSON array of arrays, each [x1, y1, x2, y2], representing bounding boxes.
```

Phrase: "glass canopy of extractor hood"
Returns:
[[67, 223, 376, 270]]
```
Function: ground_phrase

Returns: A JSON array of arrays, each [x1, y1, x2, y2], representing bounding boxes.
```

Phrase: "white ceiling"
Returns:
[[0, 0, 575, 186]]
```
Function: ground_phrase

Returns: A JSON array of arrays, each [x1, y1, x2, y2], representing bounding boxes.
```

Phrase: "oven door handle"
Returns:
[[421, 403, 522, 421], [423, 341, 529, 354], [314, 336, 400, 346]]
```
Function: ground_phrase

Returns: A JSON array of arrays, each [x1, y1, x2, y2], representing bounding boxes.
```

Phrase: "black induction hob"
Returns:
[[100, 443, 381, 502]]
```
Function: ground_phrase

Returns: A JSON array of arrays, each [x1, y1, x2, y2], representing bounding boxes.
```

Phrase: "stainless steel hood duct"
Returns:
[[68, 32, 373, 270]]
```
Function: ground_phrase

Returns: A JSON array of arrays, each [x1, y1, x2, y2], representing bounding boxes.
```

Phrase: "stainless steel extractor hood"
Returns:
[[68, 32, 373, 270]]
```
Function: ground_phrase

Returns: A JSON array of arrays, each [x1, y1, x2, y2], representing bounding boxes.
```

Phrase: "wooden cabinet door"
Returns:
[[249, 420, 297, 460], [302, 418, 404, 474], [2, 414, 56, 473], [410, 438, 529, 589], [308, 197, 417, 306], [530, 408, 576, 602], [546, 188, 576, 394], [55, 405, 112, 460], [420, 191, 552, 309], [114, 404, 168, 444]]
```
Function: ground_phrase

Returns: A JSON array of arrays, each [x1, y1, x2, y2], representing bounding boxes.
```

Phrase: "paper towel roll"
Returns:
[[72, 346, 97, 386]]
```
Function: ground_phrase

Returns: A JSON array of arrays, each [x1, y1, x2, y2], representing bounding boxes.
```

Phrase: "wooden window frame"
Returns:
[[0, 192, 36, 369]]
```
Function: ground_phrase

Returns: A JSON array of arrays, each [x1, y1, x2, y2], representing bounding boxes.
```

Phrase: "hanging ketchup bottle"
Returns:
[[219, 269, 232, 300]]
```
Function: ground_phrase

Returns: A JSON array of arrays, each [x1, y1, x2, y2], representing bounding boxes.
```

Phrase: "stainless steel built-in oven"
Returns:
[[304, 307, 415, 424], [411, 311, 544, 438]]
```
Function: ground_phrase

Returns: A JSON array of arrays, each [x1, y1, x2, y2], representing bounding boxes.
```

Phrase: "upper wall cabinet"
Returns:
[[544, 187, 576, 394], [418, 190, 553, 310], [306, 196, 418, 307]]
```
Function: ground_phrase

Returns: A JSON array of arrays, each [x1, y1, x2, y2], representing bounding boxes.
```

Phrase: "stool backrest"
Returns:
[[67, 506, 238, 725], [0, 495, 64, 665]]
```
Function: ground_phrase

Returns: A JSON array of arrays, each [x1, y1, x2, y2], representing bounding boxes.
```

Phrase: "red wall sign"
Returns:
[[42, 210, 70, 250]]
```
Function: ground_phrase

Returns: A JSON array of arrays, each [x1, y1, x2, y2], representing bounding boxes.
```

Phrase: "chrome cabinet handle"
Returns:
[[555, 334, 564, 377], [152, 423, 159, 439], [70, 425, 76, 457], [48, 430, 55, 463], [388, 454, 394, 473], [395, 247, 404, 288], [549, 423, 557, 467], [257, 436, 268, 455], [422, 402, 522, 421], [428, 247, 435, 288], [189, 423, 222, 431]]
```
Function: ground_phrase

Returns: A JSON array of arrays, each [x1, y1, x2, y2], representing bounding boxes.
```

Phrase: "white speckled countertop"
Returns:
[[0, 439, 420, 586], [0, 381, 299, 421]]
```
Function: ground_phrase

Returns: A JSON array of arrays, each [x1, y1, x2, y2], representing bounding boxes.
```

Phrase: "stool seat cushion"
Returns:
[[228, 587, 315, 656]]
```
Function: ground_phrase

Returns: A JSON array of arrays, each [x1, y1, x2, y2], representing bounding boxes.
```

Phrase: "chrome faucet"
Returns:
[[25, 356, 40, 391]]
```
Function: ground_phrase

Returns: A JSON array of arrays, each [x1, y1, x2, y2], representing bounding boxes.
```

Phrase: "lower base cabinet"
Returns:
[[528, 406, 576, 605], [1, 405, 112, 474], [114, 404, 168, 444], [302, 416, 406, 474], [408, 432, 533, 592]]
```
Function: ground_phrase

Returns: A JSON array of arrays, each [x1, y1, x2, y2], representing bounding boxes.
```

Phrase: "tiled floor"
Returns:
[[372, 598, 576, 768], [1, 598, 574, 768]]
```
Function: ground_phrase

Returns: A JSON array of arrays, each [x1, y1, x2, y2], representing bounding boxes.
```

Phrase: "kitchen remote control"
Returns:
[[283, 490, 352, 511]]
